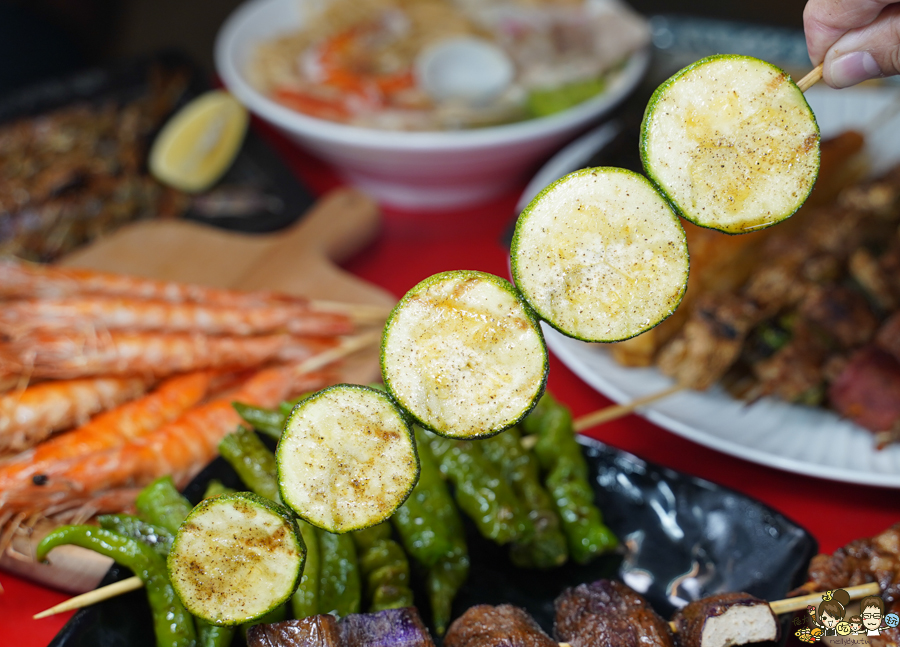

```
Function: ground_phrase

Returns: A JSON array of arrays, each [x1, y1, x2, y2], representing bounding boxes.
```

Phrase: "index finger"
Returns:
[[804, 0, 897, 63]]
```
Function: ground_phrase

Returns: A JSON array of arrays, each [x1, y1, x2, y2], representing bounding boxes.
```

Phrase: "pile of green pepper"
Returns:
[[37, 389, 616, 646]]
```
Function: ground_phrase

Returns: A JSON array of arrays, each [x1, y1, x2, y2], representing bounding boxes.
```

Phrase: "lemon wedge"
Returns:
[[149, 90, 249, 193]]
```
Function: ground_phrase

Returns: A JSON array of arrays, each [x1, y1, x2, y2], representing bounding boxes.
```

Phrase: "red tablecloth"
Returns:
[[3, 134, 899, 645]]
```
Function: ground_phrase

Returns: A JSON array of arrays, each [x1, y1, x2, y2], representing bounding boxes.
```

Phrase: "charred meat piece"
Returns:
[[339, 607, 435, 647], [246, 615, 342, 647], [657, 294, 762, 390], [444, 604, 556, 647], [554, 579, 675, 647], [828, 346, 900, 439], [791, 523, 900, 604], [672, 592, 778, 647], [798, 285, 879, 349], [876, 311, 900, 363], [751, 320, 831, 404]]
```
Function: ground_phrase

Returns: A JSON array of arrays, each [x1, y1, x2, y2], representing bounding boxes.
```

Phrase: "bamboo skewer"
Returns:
[[573, 384, 685, 432], [33, 576, 143, 619], [797, 64, 824, 93], [35, 575, 883, 625]]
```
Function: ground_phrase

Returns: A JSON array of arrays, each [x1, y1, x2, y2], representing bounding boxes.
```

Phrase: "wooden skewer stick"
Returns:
[[33, 575, 143, 619], [294, 330, 382, 375], [768, 580, 880, 615], [797, 64, 824, 93], [572, 384, 685, 432], [308, 300, 393, 324]]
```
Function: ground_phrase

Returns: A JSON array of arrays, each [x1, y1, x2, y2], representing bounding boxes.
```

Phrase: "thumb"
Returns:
[[822, 3, 900, 88]]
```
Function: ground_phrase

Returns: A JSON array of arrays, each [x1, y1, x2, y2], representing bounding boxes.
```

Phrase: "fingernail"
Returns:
[[829, 51, 882, 88]]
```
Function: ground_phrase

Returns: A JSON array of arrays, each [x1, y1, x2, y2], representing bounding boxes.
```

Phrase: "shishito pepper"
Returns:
[[97, 514, 174, 558], [135, 475, 192, 533], [232, 402, 285, 440], [37, 526, 197, 647], [425, 430, 534, 546], [479, 427, 569, 568], [352, 522, 414, 612], [318, 530, 361, 618], [521, 393, 617, 563]]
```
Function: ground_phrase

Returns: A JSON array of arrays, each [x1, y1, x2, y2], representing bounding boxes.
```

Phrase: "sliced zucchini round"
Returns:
[[277, 384, 419, 533], [167, 492, 305, 626], [640, 54, 820, 234], [511, 167, 689, 343], [381, 270, 548, 439]]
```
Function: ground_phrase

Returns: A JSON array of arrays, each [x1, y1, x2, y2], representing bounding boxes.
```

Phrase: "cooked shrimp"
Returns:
[[1, 331, 337, 380], [0, 376, 149, 454], [0, 371, 214, 489], [0, 295, 354, 339], [0, 258, 305, 307], [0, 364, 332, 512]]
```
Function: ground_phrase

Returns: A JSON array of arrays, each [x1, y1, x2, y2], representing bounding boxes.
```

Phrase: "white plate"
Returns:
[[528, 85, 900, 488]]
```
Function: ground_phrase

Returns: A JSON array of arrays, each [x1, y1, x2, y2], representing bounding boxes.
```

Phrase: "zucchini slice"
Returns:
[[277, 384, 418, 534], [641, 54, 820, 234], [167, 492, 305, 626], [381, 270, 548, 439], [511, 167, 689, 343]]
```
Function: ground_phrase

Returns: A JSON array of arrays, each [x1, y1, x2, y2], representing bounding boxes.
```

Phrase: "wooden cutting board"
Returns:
[[0, 187, 395, 593]]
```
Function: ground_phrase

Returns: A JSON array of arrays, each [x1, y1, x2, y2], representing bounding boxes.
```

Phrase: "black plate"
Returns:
[[49, 435, 816, 647]]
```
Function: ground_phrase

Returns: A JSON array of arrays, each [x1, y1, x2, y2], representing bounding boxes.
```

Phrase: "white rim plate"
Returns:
[[530, 85, 900, 488]]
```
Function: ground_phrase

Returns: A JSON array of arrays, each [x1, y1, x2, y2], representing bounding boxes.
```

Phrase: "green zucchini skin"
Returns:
[[381, 270, 548, 440], [168, 491, 306, 626], [640, 54, 820, 234]]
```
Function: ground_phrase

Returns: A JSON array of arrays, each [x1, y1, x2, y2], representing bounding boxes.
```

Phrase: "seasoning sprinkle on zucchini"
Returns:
[[511, 168, 689, 343], [641, 54, 820, 234], [277, 384, 419, 533], [381, 270, 548, 439], [168, 491, 306, 626]]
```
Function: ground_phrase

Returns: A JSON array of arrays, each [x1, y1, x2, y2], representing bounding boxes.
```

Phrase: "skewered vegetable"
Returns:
[[168, 491, 306, 626], [444, 604, 557, 647], [641, 54, 820, 234], [425, 431, 534, 546], [352, 522, 415, 612], [38, 526, 198, 647], [97, 514, 174, 559], [522, 394, 617, 563], [339, 607, 436, 647], [277, 384, 419, 533], [511, 167, 689, 343], [318, 530, 362, 618], [381, 270, 548, 439], [246, 615, 342, 647], [479, 428, 568, 569], [135, 475, 194, 533]]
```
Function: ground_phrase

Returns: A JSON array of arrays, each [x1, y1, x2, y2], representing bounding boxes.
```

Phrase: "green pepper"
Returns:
[[426, 431, 534, 546], [37, 526, 196, 647], [479, 427, 568, 569], [291, 519, 320, 619], [218, 426, 280, 502], [390, 431, 455, 566], [135, 477, 235, 647], [232, 402, 285, 440], [135, 476, 192, 533], [427, 531, 469, 635], [318, 530, 361, 618], [352, 523, 414, 612], [97, 514, 174, 559], [202, 479, 233, 499], [522, 393, 617, 563]]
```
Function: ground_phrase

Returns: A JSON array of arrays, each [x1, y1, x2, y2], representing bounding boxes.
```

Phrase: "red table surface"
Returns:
[[3, 130, 899, 645]]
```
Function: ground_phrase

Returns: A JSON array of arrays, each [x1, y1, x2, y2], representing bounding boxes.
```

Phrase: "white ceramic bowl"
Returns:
[[215, 0, 650, 211]]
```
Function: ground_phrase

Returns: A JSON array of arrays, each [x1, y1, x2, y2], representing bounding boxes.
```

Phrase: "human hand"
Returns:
[[804, 0, 900, 88]]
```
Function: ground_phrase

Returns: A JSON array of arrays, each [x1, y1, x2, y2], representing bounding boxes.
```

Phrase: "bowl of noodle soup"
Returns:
[[215, 0, 650, 210]]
